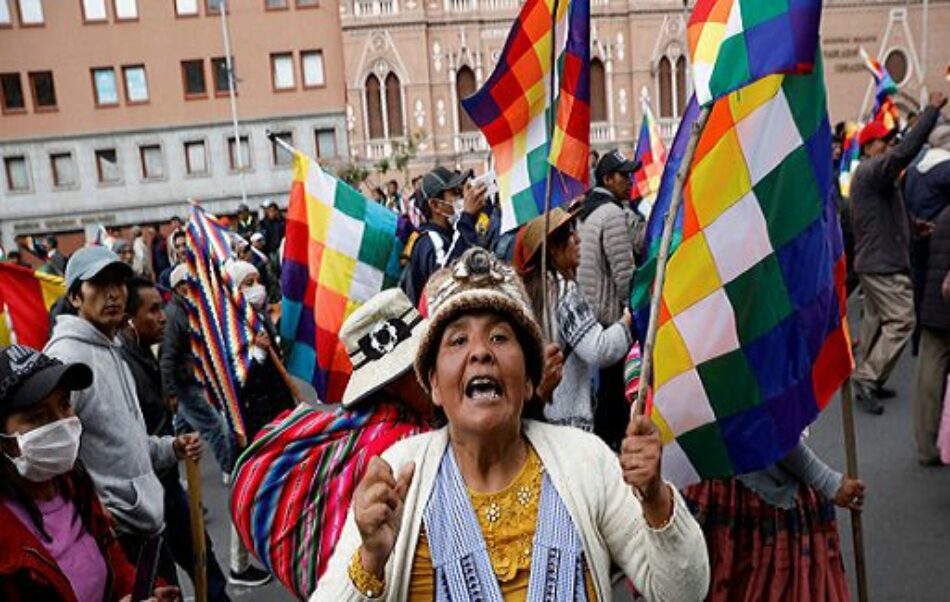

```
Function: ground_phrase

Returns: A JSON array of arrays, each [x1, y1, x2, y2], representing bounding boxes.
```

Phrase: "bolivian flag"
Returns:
[[0, 263, 65, 349]]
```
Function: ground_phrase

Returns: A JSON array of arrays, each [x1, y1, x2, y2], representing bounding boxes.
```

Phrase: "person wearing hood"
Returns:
[[236, 203, 258, 241], [577, 150, 645, 450], [400, 166, 486, 306], [43, 247, 202, 584]]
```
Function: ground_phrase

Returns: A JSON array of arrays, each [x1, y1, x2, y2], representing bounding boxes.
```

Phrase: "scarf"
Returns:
[[423, 445, 589, 601]]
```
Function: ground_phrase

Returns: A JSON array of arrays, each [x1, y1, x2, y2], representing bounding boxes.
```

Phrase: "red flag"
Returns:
[[0, 263, 65, 349]]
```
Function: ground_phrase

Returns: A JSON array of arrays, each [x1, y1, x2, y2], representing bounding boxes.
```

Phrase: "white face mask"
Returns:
[[243, 284, 267, 310], [3, 416, 83, 483]]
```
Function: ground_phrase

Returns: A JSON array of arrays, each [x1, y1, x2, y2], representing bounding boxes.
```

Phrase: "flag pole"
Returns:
[[185, 457, 208, 602], [538, 0, 561, 338], [633, 106, 711, 416], [840, 378, 870, 602], [218, 0, 247, 208]]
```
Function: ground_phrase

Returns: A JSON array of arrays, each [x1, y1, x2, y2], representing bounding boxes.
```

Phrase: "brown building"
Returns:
[[0, 0, 348, 248], [340, 0, 949, 181]]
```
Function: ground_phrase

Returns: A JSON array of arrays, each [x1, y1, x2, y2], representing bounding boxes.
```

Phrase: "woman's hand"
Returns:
[[353, 457, 415, 578], [254, 330, 272, 351], [621, 414, 673, 528], [833, 477, 865, 511], [536, 343, 564, 403]]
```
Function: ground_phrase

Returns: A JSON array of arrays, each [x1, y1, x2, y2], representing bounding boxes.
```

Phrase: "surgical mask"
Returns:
[[243, 284, 267, 310], [2, 417, 82, 483]]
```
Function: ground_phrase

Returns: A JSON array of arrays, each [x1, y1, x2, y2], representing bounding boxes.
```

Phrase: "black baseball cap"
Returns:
[[421, 166, 471, 201], [595, 150, 641, 185], [0, 345, 92, 415]]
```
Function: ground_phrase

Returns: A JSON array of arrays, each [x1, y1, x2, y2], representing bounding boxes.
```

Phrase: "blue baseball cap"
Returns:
[[65, 246, 133, 291]]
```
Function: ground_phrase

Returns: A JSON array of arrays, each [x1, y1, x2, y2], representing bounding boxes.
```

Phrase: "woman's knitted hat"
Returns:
[[414, 247, 544, 394]]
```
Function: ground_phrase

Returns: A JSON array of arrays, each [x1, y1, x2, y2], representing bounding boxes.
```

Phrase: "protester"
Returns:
[[119, 277, 231, 599], [131, 225, 152, 279], [35, 239, 62, 277], [385, 179, 403, 212], [112, 239, 135, 268], [400, 166, 486, 305], [514, 208, 631, 432], [850, 92, 947, 413], [151, 224, 171, 281], [578, 149, 645, 449], [313, 248, 709, 600], [160, 264, 234, 476], [43, 246, 202, 584], [0, 345, 180, 601], [236, 202, 258, 241], [258, 200, 285, 257], [158, 229, 187, 290], [682, 442, 865, 601], [45, 235, 68, 275]]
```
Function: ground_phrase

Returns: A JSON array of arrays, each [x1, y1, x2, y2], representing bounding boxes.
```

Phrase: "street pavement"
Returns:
[[179, 304, 950, 601]]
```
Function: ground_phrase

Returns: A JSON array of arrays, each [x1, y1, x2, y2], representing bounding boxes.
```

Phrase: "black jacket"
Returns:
[[920, 206, 950, 331], [851, 106, 940, 274], [400, 213, 478, 306], [239, 313, 294, 442], [119, 331, 175, 478], [160, 295, 198, 396], [258, 216, 286, 255]]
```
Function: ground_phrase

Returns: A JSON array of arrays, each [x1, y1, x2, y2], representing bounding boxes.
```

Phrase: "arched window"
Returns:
[[675, 56, 687, 117], [456, 66, 477, 132], [385, 72, 404, 138], [658, 57, 673, 118], [590, 59, 607, 122], [365, 74, 384, 140]]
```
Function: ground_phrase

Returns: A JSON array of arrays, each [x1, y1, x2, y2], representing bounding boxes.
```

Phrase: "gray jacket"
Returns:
[[45, 315, 176, 535], [577, 187, 644, 325], [737, 442, 842, 509], [160, 294, 198, 396], [851, 106, 940, 275]]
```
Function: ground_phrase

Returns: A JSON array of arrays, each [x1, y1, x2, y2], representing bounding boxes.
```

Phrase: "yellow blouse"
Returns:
[[407, 445, 596, 600]]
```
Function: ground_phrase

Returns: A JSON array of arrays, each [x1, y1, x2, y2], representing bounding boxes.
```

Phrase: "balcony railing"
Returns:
[[446, 0, 475, 10], [456, 132, 488, 153], [591, 122, 611, 143], [354, 0, 397, 16], [365, 141, 392, 160], [657, 118, 677, 144]]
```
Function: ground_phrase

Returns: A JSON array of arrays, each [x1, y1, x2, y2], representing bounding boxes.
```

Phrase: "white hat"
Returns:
[[339, 288, 427, 408], [170, 263, 190, 289], [250, 232, 265, 243], [224, 260, 259, 287]]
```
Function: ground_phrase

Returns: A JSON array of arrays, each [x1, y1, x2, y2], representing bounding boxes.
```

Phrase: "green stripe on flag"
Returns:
[[709, 34, 751, 101], [753, 146, 823, 248], [678, 423, 734, 478], [335, 182, 367, 221]]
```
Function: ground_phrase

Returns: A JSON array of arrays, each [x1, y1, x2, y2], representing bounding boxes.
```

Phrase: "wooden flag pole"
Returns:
[[185, 457, 208, 602], [633, 106, 711, 416], [538, 0, 561, 338], [840, 378, 870, 602]]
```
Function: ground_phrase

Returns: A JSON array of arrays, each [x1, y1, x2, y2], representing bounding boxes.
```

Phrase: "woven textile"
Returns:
[[632, 57, 852, 487], [0, 264, 64, 349], [687, 0, 822, 106], [462, 0, 590, 233], [183, 206, 262, 440], [230, 402, 427, 599], [281, 151, 405, 404], [631, 96, 668, 215], [860, 47, 900, 131]]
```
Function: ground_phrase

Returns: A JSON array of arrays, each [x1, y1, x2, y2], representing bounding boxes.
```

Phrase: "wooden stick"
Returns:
[[538, 0, 561, 338], [267, 345, 303, 404], [185, 457, 208, 602], [633, 106, 712, 416], [840, 378, 870, 602]]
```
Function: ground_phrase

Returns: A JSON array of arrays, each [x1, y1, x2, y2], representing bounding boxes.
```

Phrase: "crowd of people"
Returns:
[[0, 90, 947, 601]]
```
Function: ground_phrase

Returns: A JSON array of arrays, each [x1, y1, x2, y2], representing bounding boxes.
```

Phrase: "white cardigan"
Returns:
[[311, 421, 709, 601]]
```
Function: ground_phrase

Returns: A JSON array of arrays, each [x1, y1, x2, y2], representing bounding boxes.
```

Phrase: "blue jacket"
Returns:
[[400, 213, 478, 306]]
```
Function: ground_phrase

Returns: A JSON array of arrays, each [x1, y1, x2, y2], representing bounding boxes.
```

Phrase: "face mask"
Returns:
[[243, 284, 267, 310], [2, 417, 82, 483]]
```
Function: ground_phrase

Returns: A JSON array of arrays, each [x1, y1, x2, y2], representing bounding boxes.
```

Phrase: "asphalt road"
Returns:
[[179, 303, 950, 601]]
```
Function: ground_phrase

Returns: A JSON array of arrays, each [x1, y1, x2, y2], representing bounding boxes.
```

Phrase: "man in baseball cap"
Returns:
[[401, 166, 486, 306]]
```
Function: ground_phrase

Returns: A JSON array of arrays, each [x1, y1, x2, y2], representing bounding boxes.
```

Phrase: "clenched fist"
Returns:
[[620, 414, 673, 528], [353, 456, 415, 577]]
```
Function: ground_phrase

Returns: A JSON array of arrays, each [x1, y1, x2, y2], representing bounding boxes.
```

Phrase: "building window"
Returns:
[[4, 156, 29, 192], [590, 59, 607, 122], [385, 72, 404, 138], [50, 152, 76, 187], [29, 71, 56, 109], [455, 66, 477, 133], [139, 144, 164, 179], [122, 65, 148, 103], [315, 128, 336, 159], [1, 73, 25, 112], [658, 56, 672, 118], [95, 148, 120, 183], [207, 0, 224, 13], [0, 0, 10, 25], [16, 0, 43, 25], [175, 0, 198, 15], [271, 131, 294, 167], [212, 57, 234, 95], [675, 56, 687, 117], [92, 67, 118, 106], [113, 0, 137, 20], [265, 0, 288, 8], [365, 74, 383, 140], [271, 53, 295, 91], [184, 140, 208, 175], [181, 59, 206, 98], [296, 0, 318, 6], [885, 48, 909, 85], [228, 135, 250, 171], [301, 50, 325, 88], [82, 0, 107, 21]]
